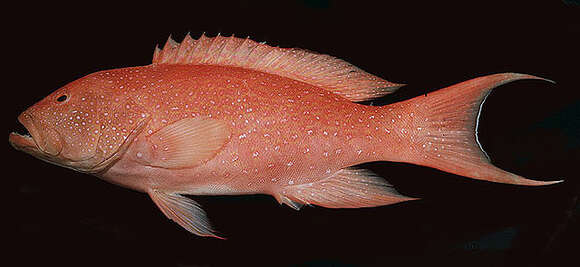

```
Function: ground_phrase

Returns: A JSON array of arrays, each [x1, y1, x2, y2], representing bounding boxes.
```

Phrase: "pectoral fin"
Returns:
[[148, 189, 223, 239], [143, 117, 230, 169], [277, 168, 417, 209]]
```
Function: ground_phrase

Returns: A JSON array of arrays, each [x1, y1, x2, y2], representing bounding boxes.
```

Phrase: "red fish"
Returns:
[[9, 34, 561, 238]]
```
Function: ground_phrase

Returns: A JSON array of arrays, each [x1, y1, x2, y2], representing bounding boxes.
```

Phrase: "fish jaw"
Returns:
[[9, 131, 38, 154], [9, 131, 64, 167], [10, 112, 72, 171], [11, 112, 62, 156], [10, 111, 60, 156]]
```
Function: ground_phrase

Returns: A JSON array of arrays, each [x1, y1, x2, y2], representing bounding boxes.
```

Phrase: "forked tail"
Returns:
[[399, 73, 561, 186]]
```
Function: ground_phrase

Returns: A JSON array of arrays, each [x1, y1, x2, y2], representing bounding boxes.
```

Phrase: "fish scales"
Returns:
[[100, 64, 411, 193]]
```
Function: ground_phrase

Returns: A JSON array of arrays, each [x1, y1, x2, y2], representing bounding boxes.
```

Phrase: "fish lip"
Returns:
[[10, 131, 72, 171], [9, 131, 38, 152], [10, 115, 68, 169], [10, 113, 41, 151], [10, 112, 61, 156]]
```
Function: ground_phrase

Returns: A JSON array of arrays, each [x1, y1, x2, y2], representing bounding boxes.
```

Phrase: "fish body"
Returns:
[[103, 64, 407, 193], [9, 34, 561, 238]]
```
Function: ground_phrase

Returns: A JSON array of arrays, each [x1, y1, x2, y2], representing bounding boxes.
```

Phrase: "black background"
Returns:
[[10, 1, 579, 266]]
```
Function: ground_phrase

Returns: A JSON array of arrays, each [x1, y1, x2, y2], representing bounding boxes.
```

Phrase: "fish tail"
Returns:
[[397, 73, 561, 186]]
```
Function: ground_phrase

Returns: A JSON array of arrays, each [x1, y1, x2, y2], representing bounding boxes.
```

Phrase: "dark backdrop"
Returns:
[[9, 1, 579, 266]]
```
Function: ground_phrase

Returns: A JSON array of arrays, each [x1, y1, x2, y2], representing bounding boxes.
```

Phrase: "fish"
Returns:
[[9, 33, 562, 238]]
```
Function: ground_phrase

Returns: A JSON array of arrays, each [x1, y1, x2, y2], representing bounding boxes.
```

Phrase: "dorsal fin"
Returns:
[[152, 34, 404, 102]]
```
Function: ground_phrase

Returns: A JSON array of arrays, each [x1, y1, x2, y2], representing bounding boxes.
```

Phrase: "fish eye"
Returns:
[[57, 95, 68, 102]]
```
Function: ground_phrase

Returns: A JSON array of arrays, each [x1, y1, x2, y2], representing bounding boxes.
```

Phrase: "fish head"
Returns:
[[9, 70, 149, 173]]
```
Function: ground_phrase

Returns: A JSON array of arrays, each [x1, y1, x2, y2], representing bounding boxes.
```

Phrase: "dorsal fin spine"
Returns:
[[206, 35, 223, 63], [153, 45, 161, 62], [218, 35, 236, 64], [176, 35, 193, 63], [196, 34, 212, 64], [216, 36, 233, 64], [229, 37, 250, 65], [162, 36, 179, 64], [214, 35, 230, 63], [187, 36, 201, 63]]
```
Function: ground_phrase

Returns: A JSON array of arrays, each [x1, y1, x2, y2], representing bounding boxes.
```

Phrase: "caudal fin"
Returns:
[[404, 73, 561, 186]]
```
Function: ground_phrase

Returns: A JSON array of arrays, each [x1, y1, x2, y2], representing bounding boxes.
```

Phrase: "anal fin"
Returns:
[[278, 195, 305, 211], [277, 168, 416, 209], [148, 189, 223, 239]]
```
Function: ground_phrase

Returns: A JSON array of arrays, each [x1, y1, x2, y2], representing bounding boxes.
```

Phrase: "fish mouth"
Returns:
[[10, 127, 71, 171], [10, 113, 40, 152], [9, 131, 38, 152], [9, 113, 61, 157]]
